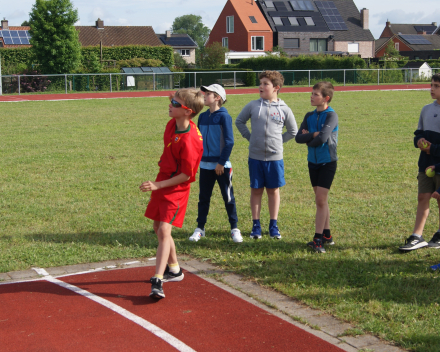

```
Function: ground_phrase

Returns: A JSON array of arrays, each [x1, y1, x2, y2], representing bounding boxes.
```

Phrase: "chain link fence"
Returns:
[[1, 67, 439, 95]]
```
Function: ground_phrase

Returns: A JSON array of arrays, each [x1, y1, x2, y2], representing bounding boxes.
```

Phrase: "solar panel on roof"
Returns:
[[414, 26, 436, 34], [288, 17, 299, 26], [141, 67, 153, 72], [2, 31, 11, 38], [249, 16, 258, 23], [122, 68, 135, 73], [12, 37, 22, 44], [315, 1, 348, 30], [3, 37, 13, 45], [264, 1, 274, 8], [21, 38, 30, 45], [18, 31, 27, 37], [160, 67, 171, 73], [400, 35, 432, 45], [10, 30, 19, 37], [152, 67, 162, 73]]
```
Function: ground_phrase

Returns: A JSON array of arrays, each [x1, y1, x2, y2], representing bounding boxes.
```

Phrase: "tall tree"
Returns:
[[29, 0, 81, 74], [199, 42, 228, 69], [172, 15, 210, 49]]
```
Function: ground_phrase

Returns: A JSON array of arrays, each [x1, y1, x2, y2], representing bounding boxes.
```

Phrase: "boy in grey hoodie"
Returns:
[[235, 70, 298, 239]]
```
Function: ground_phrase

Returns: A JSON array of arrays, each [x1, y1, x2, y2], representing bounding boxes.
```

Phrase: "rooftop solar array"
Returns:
[[0, 30, 31, 45], [314, 1, 348, 30], [413, 26, 437, 34], [399, 35, 432, 45]]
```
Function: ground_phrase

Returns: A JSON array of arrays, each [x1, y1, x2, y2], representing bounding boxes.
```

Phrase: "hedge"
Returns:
[[0, 45, 174, 73]]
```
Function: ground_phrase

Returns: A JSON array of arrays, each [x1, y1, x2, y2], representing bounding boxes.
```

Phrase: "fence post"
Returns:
[[410, 69, 412, 84], [153, 73, 156, 91], [65, 74, 67, 94], [308, 70, 310, 87], [377, 69, 380, 85], [110, 73, 112, 92], [194, 72, 197, 88], [234, 71, 236, 89], [344, 70, 346, 86], [18, 75, 20, 95]]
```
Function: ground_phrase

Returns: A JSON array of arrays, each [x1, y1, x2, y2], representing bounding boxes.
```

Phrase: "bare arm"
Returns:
[[140, 173, 190, 192]]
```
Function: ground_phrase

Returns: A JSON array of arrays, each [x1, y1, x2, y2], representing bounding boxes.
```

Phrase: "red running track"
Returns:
[[0, 267, 344, 351], [0, 83, 430, 102]]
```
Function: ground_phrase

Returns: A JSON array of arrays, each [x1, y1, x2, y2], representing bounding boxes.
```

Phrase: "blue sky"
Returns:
[[3, 0, 440, 39]]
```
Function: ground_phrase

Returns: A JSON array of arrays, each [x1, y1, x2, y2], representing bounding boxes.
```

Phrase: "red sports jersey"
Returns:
[[157, 118, 204, 191]]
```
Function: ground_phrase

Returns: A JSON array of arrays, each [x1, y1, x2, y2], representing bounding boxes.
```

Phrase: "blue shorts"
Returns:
[[248, 158, 285, 189]]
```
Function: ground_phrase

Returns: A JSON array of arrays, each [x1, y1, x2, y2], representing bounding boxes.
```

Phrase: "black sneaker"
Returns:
[[307, 238, 326, 253], [162, 265, 184, 282], [149, 277, 165, 299], [428, 232, 440, 248], [399, 235, 428, 251], [322, 234, 335, 245]]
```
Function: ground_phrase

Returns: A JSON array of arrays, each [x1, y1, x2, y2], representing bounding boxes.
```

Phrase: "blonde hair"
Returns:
[[173, 88, 205, 118], [312, 81, 335, 103], [259, 70, 285, 92]]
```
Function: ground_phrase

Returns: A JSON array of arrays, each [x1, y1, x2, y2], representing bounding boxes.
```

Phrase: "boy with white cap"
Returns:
[[189, 84, 242, 243]]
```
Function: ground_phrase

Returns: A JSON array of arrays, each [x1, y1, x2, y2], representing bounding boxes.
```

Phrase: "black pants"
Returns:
[[197, 168, 238, 229]]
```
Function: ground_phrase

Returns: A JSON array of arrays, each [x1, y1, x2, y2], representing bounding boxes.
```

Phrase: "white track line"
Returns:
[[46, 276, 195, 352]]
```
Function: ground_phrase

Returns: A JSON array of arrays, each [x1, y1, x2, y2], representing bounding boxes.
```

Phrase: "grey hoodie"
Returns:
[[235, 98, 298, 161]]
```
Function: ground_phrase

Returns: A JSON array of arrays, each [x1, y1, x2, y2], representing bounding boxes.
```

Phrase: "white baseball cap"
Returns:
[[200, 84, 227, 103]]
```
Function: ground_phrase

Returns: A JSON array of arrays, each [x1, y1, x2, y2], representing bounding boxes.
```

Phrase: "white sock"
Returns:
[[412, 233, 421, 238], [169, 263, 180, 274]]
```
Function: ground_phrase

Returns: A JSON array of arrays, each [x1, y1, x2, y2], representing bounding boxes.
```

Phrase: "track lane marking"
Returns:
[[44, 275, 195, 352]]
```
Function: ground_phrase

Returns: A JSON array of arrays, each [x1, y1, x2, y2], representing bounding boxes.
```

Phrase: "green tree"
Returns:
[[29, 0, 81, 74], [172, 15, 210, 49], [199, 42, 228, 69], [21, 20, 30, 26], [384, 41, 400, 59]]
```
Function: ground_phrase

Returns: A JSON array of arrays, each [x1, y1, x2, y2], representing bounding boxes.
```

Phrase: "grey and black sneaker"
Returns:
[[322, 234, 335, 245], [162, 265, 184, 282], [149, 277, 165, 299], [428, 232, 440, 248], [307, 238, 326, 253], [399, 235, 428, 251]]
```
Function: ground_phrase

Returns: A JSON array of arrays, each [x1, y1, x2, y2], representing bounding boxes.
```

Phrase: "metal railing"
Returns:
[[1, 67, 438, 95]]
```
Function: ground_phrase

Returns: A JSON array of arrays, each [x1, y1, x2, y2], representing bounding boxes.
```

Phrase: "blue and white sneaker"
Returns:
[[269, 225, 281, 239], [250, 223, 262, 239], [189, 228, 205, 242]]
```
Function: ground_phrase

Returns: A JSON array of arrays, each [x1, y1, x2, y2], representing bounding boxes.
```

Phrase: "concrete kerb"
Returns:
[[1, 257, 407, 352]]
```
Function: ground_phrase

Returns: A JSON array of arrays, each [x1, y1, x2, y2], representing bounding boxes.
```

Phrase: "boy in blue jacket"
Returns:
[[296, 82, 338, 253], [189, 84, 242, 243]]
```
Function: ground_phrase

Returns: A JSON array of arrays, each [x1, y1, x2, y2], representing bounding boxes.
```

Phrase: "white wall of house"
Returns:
[[224, 51, 278, 64], [174, 48, 196, 64], [334, 41, 374, 58], [408, 63, 432, 80]]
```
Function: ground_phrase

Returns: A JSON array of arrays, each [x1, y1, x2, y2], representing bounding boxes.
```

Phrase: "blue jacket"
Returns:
[[295, 107, 338, 164], [197, 107, 234, 166]]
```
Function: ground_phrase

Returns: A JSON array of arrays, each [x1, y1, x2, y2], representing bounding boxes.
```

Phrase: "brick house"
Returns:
[[157, 31, 198, 65], [375, 21, 440, 59], [207, 0, 375, 60], [205, 0, 273, 63]]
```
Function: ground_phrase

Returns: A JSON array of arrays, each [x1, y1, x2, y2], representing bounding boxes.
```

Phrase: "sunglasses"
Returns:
[[170, 98, 194, 114]]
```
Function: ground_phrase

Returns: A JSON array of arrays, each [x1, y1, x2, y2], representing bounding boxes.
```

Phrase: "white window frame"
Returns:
[[180, 49, 190, 56], [347, 43, 359, 53], [251, 36, 264, 51], [226, 16, 234, 33], [222, 37, 229, 48], [394, 42, 399, 51]]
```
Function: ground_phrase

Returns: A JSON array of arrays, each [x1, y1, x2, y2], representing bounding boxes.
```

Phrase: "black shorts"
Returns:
[[308, 161, 337, 189]]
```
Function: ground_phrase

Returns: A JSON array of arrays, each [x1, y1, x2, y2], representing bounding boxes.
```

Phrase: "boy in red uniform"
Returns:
[[140, 88, 204, 299]]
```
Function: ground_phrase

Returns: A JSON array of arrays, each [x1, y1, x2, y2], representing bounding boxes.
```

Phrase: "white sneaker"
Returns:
[[231, 228, 243, 243], [189, 228, 205, 242]]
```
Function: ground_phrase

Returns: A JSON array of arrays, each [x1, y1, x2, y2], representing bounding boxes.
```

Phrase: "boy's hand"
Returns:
[[302, 129, 309, 134], [432, 191, 440, 200], [426, 165, 436, 173], [215, 164, 225, 175], [418, 138, 431, 154], [313, 132, 319, 138], [139, 181, 160, 192]]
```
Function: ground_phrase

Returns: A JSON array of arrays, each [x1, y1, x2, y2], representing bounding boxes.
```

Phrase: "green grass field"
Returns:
[[1, 90, 440, 351]]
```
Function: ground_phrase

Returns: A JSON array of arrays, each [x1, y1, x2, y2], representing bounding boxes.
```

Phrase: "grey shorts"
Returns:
[[418, 172, 440, 194]]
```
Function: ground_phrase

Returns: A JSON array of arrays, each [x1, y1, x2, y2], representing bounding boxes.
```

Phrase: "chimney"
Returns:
[[386, 20, 391, 28], [360, 8, 369, 30], [1, 19, 8, 30], [96, 18, 104, 29], [166, 30, 171, 38], [433, 22, 438, 27]]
